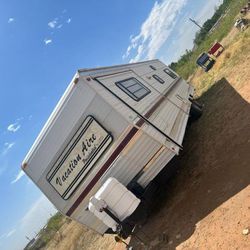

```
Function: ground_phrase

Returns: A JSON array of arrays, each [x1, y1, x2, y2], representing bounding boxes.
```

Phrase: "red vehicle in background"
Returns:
[[208, 42, 224, 58]]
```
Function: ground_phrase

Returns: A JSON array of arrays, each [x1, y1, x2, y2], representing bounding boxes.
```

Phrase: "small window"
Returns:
[[152, 74, 165, 84], [149, 65, 156, 70], [164, 68, 178, 79], [116, 77, 151, 101]]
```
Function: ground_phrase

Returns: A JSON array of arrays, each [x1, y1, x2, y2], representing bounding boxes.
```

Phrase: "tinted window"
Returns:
[[152, 74, 165, 84], [149, 65, 156, 70], [116, 77, 151, 101], [164, 68, 178, 79]]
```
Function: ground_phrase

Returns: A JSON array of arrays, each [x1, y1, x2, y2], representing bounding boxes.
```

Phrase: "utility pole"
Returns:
[[189, 18, 202, 29], [25, 236, 32, 241]]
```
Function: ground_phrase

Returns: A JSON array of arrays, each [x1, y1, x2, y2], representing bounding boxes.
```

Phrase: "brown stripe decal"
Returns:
[[136, 96, 165, 127], [145, 96, 165, 119], [66, 127, 138, 216]]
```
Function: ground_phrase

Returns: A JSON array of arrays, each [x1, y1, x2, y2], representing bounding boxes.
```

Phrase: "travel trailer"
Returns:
[[22, 59, 202, 238]]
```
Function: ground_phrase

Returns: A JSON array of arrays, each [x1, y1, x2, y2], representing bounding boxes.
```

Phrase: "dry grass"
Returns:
[[45, 220, 117, 250]]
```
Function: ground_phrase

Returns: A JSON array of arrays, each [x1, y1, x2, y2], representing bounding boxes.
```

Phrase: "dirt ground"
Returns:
[[44, 17, 250, 250], [128, 17, 250, 250]]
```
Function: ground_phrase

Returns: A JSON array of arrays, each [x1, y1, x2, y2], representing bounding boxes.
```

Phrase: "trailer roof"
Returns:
[[78, 59, 159, 74]]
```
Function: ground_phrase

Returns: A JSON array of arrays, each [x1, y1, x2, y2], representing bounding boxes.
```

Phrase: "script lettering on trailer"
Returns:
[[47, 116, 112, 200]]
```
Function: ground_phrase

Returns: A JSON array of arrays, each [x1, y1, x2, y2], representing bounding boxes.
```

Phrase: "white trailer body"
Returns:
[[22, 59, 194, 235]]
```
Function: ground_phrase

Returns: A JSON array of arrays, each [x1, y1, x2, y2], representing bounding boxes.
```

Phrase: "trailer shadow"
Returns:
[[128, 77, 250, 249]]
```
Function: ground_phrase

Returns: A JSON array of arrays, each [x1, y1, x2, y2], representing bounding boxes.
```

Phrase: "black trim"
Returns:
[[103, 207, 121, 225], [115, 77, 151, 102], [62, 134, 112, 198], [164, 68, 177, 79], [149, 65, 156, 70], [46, 115, 113, 200], [152, 74, 165, 84], [94, 77, 183, 149], [47, 117, 94, 182]]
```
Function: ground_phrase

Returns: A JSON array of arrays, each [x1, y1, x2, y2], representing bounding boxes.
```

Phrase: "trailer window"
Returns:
[[149, 65, 156, 70], [116, 77, 151, 101], [164, 68, 178, 79], [152, 74, 165, 84]]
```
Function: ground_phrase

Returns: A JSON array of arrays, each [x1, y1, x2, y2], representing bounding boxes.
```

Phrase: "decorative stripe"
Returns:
[[66, 127, 138, 216]]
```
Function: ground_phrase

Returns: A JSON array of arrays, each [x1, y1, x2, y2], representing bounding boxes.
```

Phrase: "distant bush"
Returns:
[[27, 213, 65, 250]]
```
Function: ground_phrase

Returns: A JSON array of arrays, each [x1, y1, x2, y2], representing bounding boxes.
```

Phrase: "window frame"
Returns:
[[115, 77, 151, 102], [164, 68, 178, 79], [152, 74, 165, 84]]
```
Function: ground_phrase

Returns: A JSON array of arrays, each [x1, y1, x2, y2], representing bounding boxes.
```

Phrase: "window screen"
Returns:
[[164, 68, 178, 79], [152, 74, 165, 84], [115, 77, 151, 101]]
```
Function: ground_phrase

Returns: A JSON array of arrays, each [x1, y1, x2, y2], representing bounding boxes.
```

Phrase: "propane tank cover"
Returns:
[[88, 178, 141, 231], [89, 197, 107, 212]]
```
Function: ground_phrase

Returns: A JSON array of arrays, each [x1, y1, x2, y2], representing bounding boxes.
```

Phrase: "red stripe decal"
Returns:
[[136, 96, 165, 127], [144, 96, 165, 119], [66, 127, 138, 216]]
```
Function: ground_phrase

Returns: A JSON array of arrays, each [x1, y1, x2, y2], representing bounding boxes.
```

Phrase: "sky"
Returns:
[[0, 0, 222, 249]]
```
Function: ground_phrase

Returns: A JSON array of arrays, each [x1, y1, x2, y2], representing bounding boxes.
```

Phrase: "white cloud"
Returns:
[[123, 0, 188, 62], [7, 122, 21, 133], [8, 18, 15, 23], [57, 24, 63, 29], [0, 229, 16, 240], [6, 229, 16, 238], [11, 170, 25, 184], [48, 20, 57, 28], [122, 44, 135, 60], [44, 39, 52, 45], [2, 142, 15, 155], [66, 18, 71, 24], [196, 0, 222, 23]]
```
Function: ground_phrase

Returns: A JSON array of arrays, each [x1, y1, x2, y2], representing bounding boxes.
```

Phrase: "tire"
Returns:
[[190, 101, 203, 121]]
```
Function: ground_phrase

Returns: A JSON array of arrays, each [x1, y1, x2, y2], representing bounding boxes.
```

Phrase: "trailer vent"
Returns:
[[152, 74, 165, 84], [149, 65, 156, 70], [164, 68, 177, 79]]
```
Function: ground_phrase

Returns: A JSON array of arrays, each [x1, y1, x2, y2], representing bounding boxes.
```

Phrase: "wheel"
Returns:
[[190, 101, 203, 121]]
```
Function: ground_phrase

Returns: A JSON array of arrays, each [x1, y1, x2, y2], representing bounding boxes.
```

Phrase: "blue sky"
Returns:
[[0, 0, 222, 249]]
